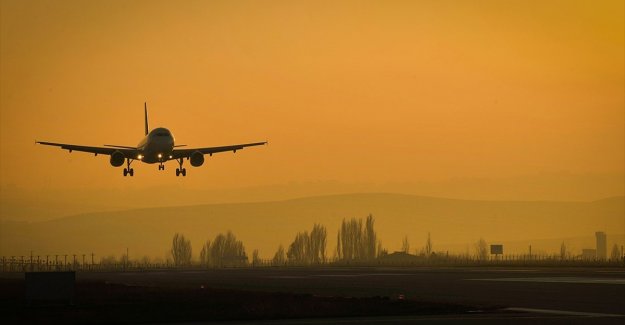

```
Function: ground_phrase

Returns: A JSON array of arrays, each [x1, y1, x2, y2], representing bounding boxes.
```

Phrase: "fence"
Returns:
[[2, 253, 623, 272]]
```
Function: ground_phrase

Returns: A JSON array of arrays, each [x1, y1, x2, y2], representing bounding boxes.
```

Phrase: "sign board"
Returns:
[[490, 244, 503, 255]]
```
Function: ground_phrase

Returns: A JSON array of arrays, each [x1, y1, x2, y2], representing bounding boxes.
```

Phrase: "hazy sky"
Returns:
[[1, 0, 623, 194]]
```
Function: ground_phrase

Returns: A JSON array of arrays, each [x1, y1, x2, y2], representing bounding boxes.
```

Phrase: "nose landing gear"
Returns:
[[123, 159, 134, 177], [158, 164, 165, 170], [175, 158, 186, 177]]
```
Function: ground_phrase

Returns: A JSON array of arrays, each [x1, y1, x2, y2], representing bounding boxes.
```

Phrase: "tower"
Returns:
[[595, 231, 607, 260]]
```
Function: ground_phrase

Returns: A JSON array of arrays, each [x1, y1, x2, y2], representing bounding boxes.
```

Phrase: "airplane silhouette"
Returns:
[[37, 103, 266, 176]]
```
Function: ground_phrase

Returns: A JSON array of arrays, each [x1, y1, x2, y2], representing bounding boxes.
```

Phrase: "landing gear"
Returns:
[[123, 159, 134, 177], [175, 158, 186, 177], [158, 164, 165, 170]]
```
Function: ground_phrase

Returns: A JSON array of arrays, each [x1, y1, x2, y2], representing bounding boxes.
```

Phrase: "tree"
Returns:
[[363, 215, 377, 259], [287, 232, 309, 264], [475, 238, 488, 261], [206, 231, 247, 267], [171, 233, 192, 266], [425, 232, 432, 257], [273, 245, 286, 265], [252, 249, 261, 266], [337, 215, 379, 261], [337, 218, 362, 260], [401, 236, 410, 254], [611, 244, 621, 261], [199, 240, 211, 266], [100, 255, 117, 265], [309, 224, 327, 264], [560, 242, 567, 260], [286, 224, 328, 265]]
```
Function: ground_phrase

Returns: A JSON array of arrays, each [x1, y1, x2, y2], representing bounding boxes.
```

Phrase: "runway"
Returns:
[[3, 266, 624, 323], [79, 266, 625, 316]]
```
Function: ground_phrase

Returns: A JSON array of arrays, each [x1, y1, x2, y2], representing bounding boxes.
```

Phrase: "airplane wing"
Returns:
[[171, 141, 267, 159], [36, 141, 138, 157]]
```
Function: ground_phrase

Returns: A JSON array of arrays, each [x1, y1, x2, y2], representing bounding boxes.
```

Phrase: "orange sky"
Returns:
[[1, 0, 624, 194]]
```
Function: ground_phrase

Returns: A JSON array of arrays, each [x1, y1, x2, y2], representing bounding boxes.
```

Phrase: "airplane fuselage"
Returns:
[[137, 127, 175, 163]]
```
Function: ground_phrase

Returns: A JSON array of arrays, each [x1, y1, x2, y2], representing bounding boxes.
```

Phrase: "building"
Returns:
[[595, 231, 607, 260], [581, 249, 596, 260]]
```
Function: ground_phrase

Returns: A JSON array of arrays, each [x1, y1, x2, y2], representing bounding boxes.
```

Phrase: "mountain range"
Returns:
[[1, 193, 623, 259]]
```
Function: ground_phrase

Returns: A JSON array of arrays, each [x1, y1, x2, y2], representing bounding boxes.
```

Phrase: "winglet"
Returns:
[[144, 102, 149, 135]]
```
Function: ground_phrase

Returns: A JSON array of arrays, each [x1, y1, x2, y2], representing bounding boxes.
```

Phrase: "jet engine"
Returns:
[[190, 151, 204, 167], [110, 151, 125, 167]]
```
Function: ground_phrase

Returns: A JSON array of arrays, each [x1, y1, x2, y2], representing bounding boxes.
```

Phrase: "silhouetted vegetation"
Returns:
[[611, 244, 621, 261], [171, 233, 192, 266], [336, 214, 379, 261], [475, 238, 488, 261], [199, 231, 247, 267], [272, 245, 286, 265], [5, 212, 622, 272], [287, 224, 327, 265], [425, 232, 433, 257], [252, 249, 261, 266], [401, 236, 410, 254]]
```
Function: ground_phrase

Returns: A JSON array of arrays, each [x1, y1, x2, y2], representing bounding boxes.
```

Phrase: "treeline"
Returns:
[[169, 214, 388, 266], [169, 232, 248, 267], [171, 214, 608, 266]]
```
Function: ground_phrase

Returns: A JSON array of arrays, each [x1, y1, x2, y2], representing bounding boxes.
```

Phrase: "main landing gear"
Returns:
[[123, 159, 134, 177], [175, 158, 187, 177], [158, 163, 165, 170]]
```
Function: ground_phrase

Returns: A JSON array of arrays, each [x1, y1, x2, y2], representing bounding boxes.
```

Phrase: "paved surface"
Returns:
[[76, 266, 625, 316], [3, 266, 624, 323]]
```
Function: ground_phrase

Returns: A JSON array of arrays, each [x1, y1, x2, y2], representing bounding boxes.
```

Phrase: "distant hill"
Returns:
[[1, 193, 623, 259]]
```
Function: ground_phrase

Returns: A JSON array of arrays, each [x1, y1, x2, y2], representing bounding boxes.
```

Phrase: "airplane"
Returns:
[[36, 103, 267, 177]]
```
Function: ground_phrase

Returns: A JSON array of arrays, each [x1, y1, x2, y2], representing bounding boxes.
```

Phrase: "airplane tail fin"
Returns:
[[144, 102, 149, 135]]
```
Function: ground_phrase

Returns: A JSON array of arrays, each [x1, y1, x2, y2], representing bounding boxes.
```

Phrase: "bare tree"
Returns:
[[252, 249, 261, 266], [171, 233, 192, 266], [611, 244, 621, 261], [287, 231, 309, 264], [310, 224, 327, 264], [286, 224, 328, 265], [475, 238, 488, 261], [199, 240, 211, 266], [140, 255, 151, 265], [273, 245, 286, 265], [337, 215, 379, 261], [363, 215, 377, 259], [206, 231, 247, 267], [337, 218, 360, 260], [560, 242, 567, 260], [402, 236, 410, 254], [425, 232, 432, 257]]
